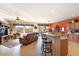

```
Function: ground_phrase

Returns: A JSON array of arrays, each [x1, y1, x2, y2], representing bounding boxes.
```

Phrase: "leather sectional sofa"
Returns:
[[19, 33, 38, 45]]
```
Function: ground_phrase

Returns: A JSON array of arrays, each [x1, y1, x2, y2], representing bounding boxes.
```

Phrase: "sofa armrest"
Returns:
[[19, 38, 23, 43]]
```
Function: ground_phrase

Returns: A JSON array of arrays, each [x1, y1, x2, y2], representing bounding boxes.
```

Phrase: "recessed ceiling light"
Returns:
[[51, 10, 55, 13]]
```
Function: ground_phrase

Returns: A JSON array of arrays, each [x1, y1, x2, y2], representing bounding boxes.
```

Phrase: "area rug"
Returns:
[[1, 39, 20, 48]]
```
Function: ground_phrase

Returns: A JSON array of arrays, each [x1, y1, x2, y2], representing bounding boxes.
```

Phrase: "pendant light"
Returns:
[[16, 17, 20, 21]]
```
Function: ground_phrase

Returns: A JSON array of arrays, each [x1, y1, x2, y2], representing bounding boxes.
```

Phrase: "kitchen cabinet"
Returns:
[[75, 22, 79, 30]]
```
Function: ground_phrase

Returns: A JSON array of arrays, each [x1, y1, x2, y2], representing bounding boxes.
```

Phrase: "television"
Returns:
[[0, 27, 5, 36]]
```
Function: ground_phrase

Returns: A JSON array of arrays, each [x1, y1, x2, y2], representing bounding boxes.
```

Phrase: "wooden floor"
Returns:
[[0, 35, 43, 56]]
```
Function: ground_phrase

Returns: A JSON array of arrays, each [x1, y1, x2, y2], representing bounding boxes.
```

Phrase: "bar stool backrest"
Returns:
[[42, 34, 47, 41]]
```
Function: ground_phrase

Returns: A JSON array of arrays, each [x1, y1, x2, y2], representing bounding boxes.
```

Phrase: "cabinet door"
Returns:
[[70, 23, 75, 30], [68, 23, 75, 30], [74, 35, 79, 42], [75, 22, 79, 30], [68, 34, 74, 41]]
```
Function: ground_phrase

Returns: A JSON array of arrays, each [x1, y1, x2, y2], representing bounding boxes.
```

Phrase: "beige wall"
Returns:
[[68, 41, 79, 56]]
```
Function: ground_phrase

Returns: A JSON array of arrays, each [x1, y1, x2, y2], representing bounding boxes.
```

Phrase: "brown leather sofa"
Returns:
[[19, 33, 38, 45]]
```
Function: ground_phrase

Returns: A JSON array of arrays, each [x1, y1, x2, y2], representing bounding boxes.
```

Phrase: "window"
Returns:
[[15, 26, 33, 33], [61, 27, 64, 32], [16, 26, 24, 33], [25, 26, 33, 33]]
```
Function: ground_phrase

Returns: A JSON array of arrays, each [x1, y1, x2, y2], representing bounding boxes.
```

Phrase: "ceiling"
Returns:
[[0, 3, 79, 24]]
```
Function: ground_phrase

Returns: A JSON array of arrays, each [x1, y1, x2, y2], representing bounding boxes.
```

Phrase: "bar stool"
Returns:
[[42, 34, 52, 56]]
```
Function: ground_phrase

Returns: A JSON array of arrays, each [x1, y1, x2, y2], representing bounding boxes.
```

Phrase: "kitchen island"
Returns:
[[46, 33, 68, 56]]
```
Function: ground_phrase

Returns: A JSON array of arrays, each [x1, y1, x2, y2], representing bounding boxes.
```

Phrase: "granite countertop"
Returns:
[[46, 32, 68, 40], [73, 33, 79, 35], [68, 33, 79, 35]]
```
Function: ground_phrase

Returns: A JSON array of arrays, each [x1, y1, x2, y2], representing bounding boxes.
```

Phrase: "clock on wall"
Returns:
[[34, 26, 37, 29]]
